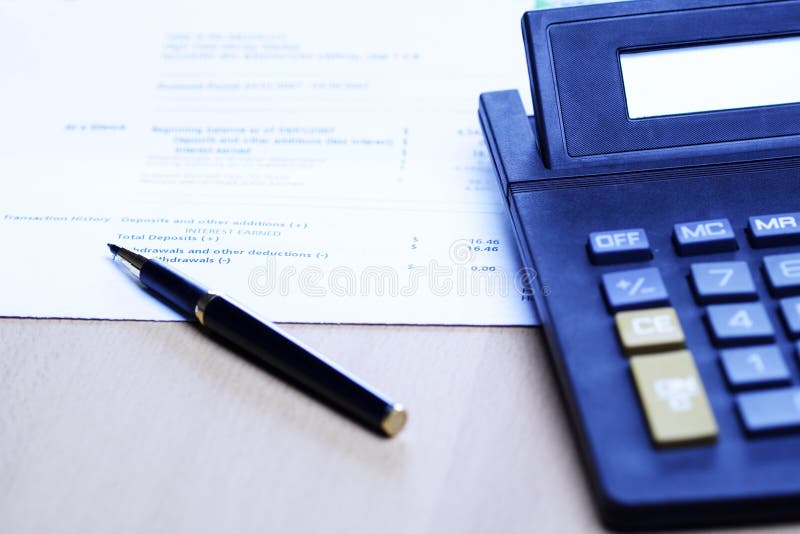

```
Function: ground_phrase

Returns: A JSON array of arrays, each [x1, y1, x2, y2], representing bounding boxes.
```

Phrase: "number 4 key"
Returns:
[[706, 302, 775, 346]]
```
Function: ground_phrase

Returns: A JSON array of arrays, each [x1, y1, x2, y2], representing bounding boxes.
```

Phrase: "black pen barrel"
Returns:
[[109, 244, 406, 436], [201, 296, 399, 435], [139, 259, 207, 317]]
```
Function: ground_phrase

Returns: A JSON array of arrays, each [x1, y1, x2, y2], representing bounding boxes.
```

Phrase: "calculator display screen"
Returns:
[[620, 36, 800, 119]]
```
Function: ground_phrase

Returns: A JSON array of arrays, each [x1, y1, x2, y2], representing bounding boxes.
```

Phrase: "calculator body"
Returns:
[[479, 0, 800, 529]]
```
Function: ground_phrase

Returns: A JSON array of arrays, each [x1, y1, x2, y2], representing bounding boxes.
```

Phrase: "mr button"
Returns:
[[588, 228, 651, 265], [749, 212, 800, 247], [615, 307, 685, 355]]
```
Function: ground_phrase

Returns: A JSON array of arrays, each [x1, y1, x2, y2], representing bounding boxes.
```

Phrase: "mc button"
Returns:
[[673, 218, 737, 255]]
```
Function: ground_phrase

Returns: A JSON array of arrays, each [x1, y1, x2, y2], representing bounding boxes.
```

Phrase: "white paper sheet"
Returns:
[[0, 0, 543, 324]]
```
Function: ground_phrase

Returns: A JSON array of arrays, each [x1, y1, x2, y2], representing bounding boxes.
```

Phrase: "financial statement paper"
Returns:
[[0, 0, 549, 324]]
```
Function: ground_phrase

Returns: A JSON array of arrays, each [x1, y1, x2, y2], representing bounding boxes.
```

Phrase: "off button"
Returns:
[[588, 228, 652, 265]]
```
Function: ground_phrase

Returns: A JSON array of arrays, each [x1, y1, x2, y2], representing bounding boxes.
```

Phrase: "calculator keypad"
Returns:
[[590, 215, 800, 446]]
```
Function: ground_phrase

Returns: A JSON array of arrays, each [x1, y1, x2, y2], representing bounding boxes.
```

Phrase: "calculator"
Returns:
[[479, 0, 800, 529]]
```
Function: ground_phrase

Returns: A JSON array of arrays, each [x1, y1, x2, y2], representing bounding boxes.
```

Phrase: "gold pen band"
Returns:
[[194, 291, 220, 325]]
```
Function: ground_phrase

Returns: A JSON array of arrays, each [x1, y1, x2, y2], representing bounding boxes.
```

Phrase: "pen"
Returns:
[[107, 244, 407, 437]]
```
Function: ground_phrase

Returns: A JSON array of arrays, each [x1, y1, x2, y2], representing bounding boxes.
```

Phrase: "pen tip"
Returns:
[[107, 243, 120, 256]]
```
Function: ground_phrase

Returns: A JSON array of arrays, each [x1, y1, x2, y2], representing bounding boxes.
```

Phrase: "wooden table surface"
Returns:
[[0, 319, 794, 533]]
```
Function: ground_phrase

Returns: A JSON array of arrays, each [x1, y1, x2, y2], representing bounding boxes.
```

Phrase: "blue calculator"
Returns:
[[479, 0, 800, 529]]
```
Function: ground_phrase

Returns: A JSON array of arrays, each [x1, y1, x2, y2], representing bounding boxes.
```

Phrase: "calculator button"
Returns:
[[588, 228, 651, 265], [673, 218, 737, 255], [630, 350, 717, 446], [763, 253, 800, 297], [779, 296, 800, 338], [690, 261, 757, 303], [719, 346, 790, 389], [748, 212, 800, 248], [615, 307, 684, 355], [602, 267, 668, 311], [737, 388, 800, 434], [706, 303, 774, 346]]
